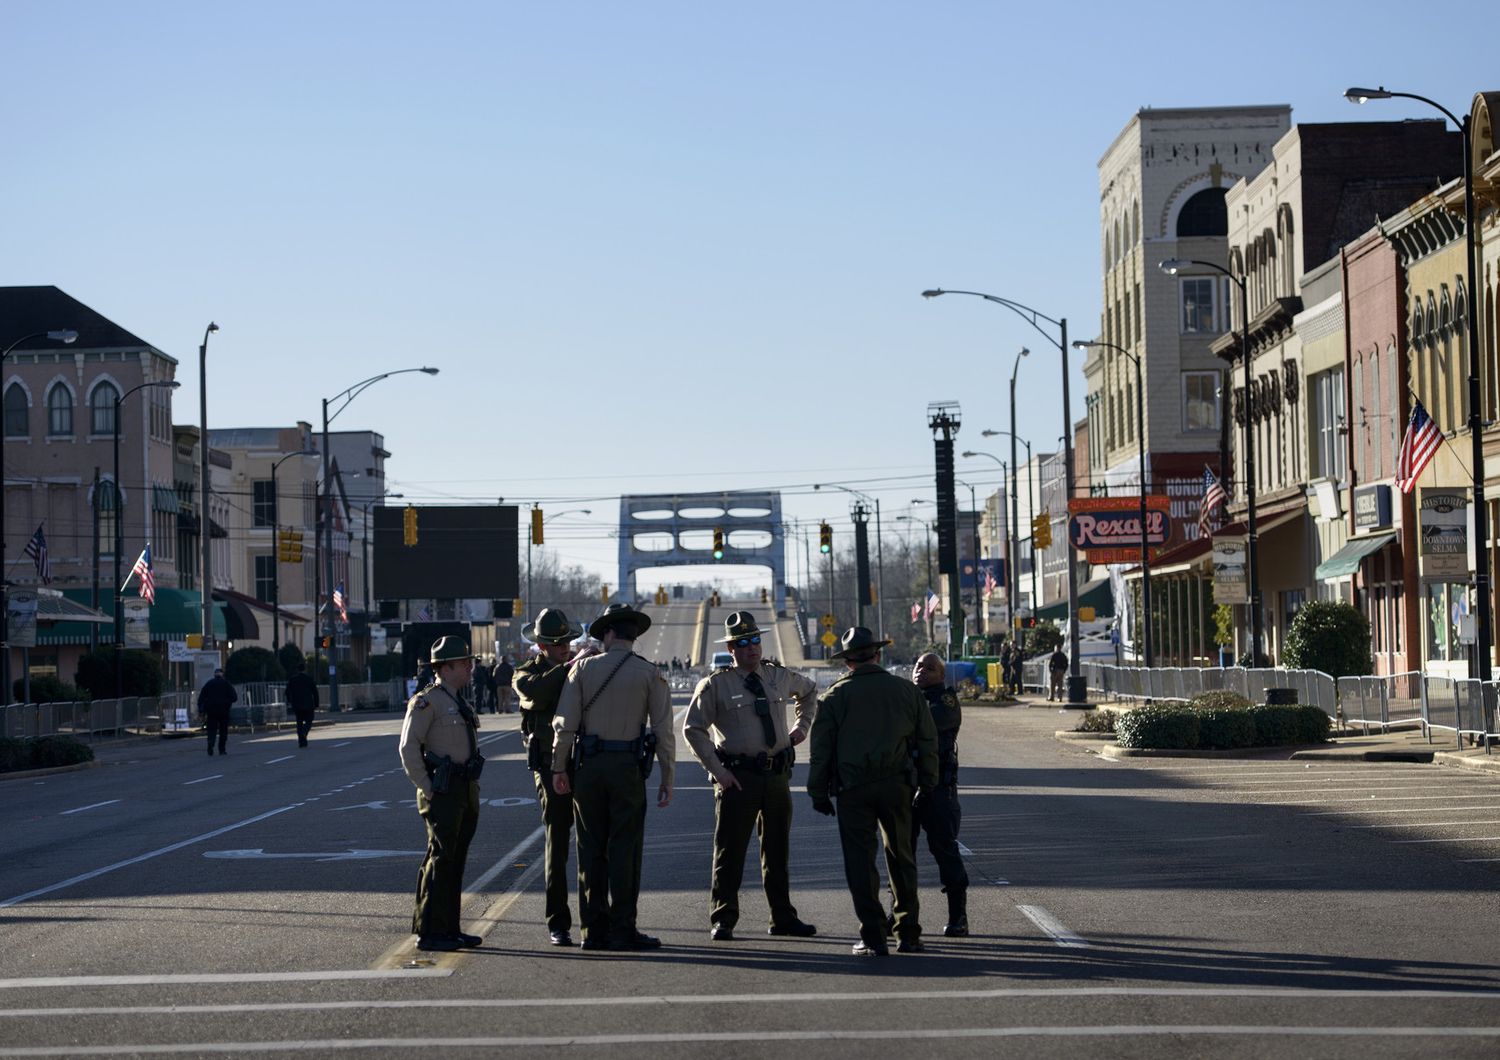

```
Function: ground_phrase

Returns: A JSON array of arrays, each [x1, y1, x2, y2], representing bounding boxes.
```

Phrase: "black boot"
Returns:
[[943, 889, 968, 938]]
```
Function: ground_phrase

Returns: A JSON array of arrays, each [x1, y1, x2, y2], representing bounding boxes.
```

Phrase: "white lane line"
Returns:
[[464, 825, 544, 895], [332, 741, 351, 748], [5, 1026, 1498, 1053], [59, 800, 120, 816], [955, 842, 1009, 885], [1016, 904, 1089, 948], [0, 969, 449, 991], [265, 755, 295, 765], [1229, 785, 1480, 797], [1305, 805, 1493, 816], [8, 984, 1500, 1014], [0, 804, 300, 909], [1391, 835, 1500, 844], [182, 775, 223, 786], [1353, 820, 1500, 829], [1268, 794, 1500, 805]]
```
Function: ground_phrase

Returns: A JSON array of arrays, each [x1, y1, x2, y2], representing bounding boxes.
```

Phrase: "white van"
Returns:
[[710, 651, 734, 669]]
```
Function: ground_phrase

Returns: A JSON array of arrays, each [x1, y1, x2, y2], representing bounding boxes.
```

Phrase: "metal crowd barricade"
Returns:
[[1337, 672, 1425, 733], [1420, 676, 1495, 751], [1082, 663, 1338, 717]]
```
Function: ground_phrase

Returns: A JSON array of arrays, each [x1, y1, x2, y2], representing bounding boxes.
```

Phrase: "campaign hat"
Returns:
[[429, 635, 478, 664], [716, 610, 767, 643], [830, 626, 892, 660], [588, 602, 653, 640], [523, 607, 584, 645]]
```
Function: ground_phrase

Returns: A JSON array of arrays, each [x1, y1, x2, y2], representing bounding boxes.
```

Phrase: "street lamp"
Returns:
[[114, 379, 181, 698], [527, 507, 592, 627], [1159, 258, 1256, 664], [322, 367, 439, 710], [922, 287, 1085, 703], [814, 483, 885, 639], [1, 329, 78, 706], [198, 322, 218, 650], [1345, 85, 1490, 681], [269, 449, 319, 655], [962, 448, 1022, 624], [1073, 339, 1153, 667], [977, 431, 1038, 610], [354, 490, 403, 669]]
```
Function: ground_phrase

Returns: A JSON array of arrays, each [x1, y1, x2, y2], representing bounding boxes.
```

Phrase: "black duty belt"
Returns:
[[716, 748, 793, 775], [594, 739, 639, 753]]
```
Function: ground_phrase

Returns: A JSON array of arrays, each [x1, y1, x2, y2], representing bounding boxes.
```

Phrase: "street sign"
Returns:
[[820, 613, 836, 629], [820, 630, 837, 648]]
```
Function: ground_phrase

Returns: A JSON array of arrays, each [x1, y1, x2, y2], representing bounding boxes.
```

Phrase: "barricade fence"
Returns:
[[1084, 663, 1338, 718]]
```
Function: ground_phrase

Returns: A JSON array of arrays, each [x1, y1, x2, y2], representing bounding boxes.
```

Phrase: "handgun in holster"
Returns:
[[423, 751, 455, 796], [636, 727, 658, 780]]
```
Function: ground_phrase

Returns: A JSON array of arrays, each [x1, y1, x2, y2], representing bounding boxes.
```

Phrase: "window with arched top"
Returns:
[[1439, 287, 1452, 332], [1131, 200, 1140, 245], [3, 383, 27, 438], [1176, 188, 1228, 237], [1412, 299, 1425, 349], [90, 381, 119, 435], [46, 383, 73, 436]]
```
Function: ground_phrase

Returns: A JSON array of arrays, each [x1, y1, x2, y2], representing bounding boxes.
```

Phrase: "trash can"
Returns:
[[1265, 688, 1298, 705]]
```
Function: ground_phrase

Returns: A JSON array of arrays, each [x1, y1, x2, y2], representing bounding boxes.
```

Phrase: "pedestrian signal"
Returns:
[[760, 587, 768, 603], [819, 522, 832, 553], [403, 505, 419, 547], [1032, 512, 1052, 550], [712, 527, 725, 560], [321, 635, 332, 649], [513, 598, 524, 616], [531, 507, 544, 545]]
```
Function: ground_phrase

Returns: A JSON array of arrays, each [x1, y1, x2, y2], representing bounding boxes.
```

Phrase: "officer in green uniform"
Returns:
[[514, 607, 585, 948], [552, 603, 675, 951], [683, 611, 818, 941], [807, 627, 938, 957], [398, 636, 486, 953], [911, 652, 969, 936]]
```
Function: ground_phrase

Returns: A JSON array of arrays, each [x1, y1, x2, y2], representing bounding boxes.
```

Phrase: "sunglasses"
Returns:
[[733, 635, 761, 647]]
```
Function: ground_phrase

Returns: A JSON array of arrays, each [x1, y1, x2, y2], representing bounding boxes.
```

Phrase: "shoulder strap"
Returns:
[[579, 652, 634, 730]]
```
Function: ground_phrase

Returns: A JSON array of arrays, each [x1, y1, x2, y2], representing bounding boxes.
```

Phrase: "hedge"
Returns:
[[1116, 702, 1329, 750], [0, 735, 95, 773]]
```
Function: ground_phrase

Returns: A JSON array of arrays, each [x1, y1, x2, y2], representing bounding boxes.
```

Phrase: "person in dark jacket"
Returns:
[[911, 652, 969, 936], [198, 667, 238, 756], [286, 662, 319, 747]]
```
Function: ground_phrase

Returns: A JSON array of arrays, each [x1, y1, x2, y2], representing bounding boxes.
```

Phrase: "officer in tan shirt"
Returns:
[[552, 603, 675, 951], [683, 611, 818, 940], [398, 636, 485, 953]]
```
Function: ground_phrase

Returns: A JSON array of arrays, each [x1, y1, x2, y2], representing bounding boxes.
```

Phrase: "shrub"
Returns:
[[1282, 601, 1372, 679], [0, 735, 94, 773], [0, 738, 26, 771], [10, 674, 87, 705], [1189, 690, 1251, 712], [276, 643, 305, 677], [226, 647, 284, 684], [1248, 704, 1330, 745], [1197, 708, 1256, 749], [1075, 709, 1116, 734], [1024, 621, 1064, 657], [367, 653, 398, 682], [1116, 704, 1201, 749], [1235, 649, 1273, 668], [1212, 604, 1235, 650], [74, 648, 164, 698]]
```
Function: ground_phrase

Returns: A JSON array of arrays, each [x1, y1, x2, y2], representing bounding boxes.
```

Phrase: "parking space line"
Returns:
[[182, 775, 223, 786], [59, 800, 119, 816], [1390, 835, 1500, 844], [332, 741, 351, 748], [1016, 904, 1089, 948], [265, 755, 295, 765], [0, 969, 449, 991], [1354, 820, 1500, 829]]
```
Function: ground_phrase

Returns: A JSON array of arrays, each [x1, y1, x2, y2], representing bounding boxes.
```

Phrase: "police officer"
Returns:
[[911, 652, 969, 936], [198, 667, 237, 756], [398, 636, 486, 953], [683, 611, 817, 941], [807, 627, 937, 957], [552, 603, 675, 951], [514, 607, 585, 947]]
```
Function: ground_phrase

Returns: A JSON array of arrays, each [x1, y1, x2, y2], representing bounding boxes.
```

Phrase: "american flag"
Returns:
[[1199, 467, 1227, 536], [333, 582, 349, 624], [1395, 400, 1443, 494], [23, 524, 49, 584], [910, 601, 921, 624], [416, 604, 432, 622], [923, 589, 941, 618], [128, 544, 156, 604]]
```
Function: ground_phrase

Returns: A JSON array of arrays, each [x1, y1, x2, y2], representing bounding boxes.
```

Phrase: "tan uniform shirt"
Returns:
[[398, 681, 478, 797], [552, 644, 675, 787], [683, 662, 816, 784]]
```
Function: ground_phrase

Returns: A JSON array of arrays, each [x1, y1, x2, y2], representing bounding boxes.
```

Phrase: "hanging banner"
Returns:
[[123, 598, 152, 647], [1213, 540, 1248, 605], [7, 591, 38, 649], [1068, 496, 1173, 564], [1418, 488, 1469, 580]]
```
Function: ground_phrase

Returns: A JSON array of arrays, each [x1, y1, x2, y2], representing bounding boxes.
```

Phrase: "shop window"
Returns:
[[1181, 278, 1217, 333], [1182, 371, 1220, 432], [1310, 367, 1346, 481]]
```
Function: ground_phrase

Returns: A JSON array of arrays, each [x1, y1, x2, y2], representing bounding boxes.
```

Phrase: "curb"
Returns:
[[0, 759, 103, 783], [1054, 731, 1115, 741], [1434, 751, 1500, 776], [1100, 742, 1322, 760]]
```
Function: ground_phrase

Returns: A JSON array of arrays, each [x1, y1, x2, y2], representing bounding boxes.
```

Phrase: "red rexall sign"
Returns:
[[1067, 496, 1173, 563]]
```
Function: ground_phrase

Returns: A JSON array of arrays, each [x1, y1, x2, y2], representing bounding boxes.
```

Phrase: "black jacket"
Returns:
[[286, 671, 319, 712], [197, 675, 238, 713]]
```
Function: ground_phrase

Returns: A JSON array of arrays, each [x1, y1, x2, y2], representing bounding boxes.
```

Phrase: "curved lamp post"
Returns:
[[814, 483, 884, 639], [978, 430, 1038, 610], [322, 367, 438, 710], [962, 448, 1023, 624], [1345, 85, 1489, 681], [922, 288, 1085, 703], [527, 507, 592, 626]]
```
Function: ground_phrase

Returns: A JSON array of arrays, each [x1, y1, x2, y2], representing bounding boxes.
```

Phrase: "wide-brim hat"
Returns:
[[830, 626, 892, 660], [716, 610, 766, 643], [429, 635, 479, 664], [523, 607, 584, 645], [588, 602, 653, 640]]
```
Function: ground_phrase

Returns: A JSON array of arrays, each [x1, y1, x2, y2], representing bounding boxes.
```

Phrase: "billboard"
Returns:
[[373, 505, 519, 601], [1067, 496, 1173, 564]]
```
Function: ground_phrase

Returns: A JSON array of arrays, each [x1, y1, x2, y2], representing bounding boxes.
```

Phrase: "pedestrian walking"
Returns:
[[398, 636, 486, 953], [494, 654, 515, 713], [683, 611, 818, 942], [910, 652, 969, 936], [285, 660, 319, 748], [197, 667, 237, 756], [1006, 639, 1023, 695], [515, 607, 586, 947], [807, 627, 938, 957], [472, 659, 492, 713], [1048, 645, 1069, 701], [551, 603, 675, 951]]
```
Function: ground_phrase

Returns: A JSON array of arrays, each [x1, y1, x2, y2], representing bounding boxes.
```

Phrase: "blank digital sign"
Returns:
[[373, 505, 519, 600]]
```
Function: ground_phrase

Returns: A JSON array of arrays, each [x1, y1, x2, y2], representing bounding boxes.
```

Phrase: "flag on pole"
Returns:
[[23, 524, 50, 585], [126, 544, 156, 604], [983, 565, 998, 599], [416, 604, 432, 622], [923, 589, 941, 618], [1395, 400, 1443, 494], [1199, 467, 1227, 536], [333, 582, 349, 624], [910, 601, 921, 624]]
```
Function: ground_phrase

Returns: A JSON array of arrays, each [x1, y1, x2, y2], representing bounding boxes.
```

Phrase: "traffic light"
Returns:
[[819, 522, 832, 553], [403, 505, 419, 546], [1032, 512, 1052, 550], [531, 507, 544, 545], [760, 587, 768, 603], [321, 635, 332, 649], [601, 584, 610, 603], [712, 527, 725, 560], [513, 598, 524, 617], [277, 529, 303, 563]]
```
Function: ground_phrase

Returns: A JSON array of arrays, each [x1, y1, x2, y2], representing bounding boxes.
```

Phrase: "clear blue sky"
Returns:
[[7, 0, 1492, 594]]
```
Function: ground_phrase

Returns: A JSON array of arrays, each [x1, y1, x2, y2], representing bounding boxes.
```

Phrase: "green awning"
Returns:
[[34, 588, 228, 646], [153, 486, 180, 514], [1315, 532, 1396, 581], [1034, 577, 1114, 622]]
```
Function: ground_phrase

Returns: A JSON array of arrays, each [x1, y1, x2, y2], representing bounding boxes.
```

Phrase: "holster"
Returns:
[[637, 729, 658, 780], [571, 733, 600, 773], [524, 732, 551, 773], [423, 751, 455, 796]]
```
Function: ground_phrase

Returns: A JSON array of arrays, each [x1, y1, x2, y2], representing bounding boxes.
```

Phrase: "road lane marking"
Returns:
[[0, 804, 300, 909], [332, 741, 352, 748], [1269, 794, 1499, 805], [1305, 805, 1495, 816], [0, 969, 449, 991], [1016, 905, 1089, 948], [4, 1026, 1499, 1053], [1391, 836, 1500, 844], [182, 775, 222, 786], [202, 849, 424, 861], [265, 755, 295, 764], [1354, 820, 1500, 829], [59, 800, 120, 815], [465, 826, 544, 894]]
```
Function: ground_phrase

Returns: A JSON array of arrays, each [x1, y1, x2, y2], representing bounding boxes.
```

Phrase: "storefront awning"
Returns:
[[1034, 577, 1114, 622], [1212, 507, 1303, 541], [1315, 532, 1396, 581], [153, 486, 181, 514]]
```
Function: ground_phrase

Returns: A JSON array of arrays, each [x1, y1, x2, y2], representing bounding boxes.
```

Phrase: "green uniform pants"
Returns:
[[572, 750, 646, 945], [412, 780, 480, 939], [710, 767, 799, 931], [836, 779, 921, 943], [532, 768, 575, 933]]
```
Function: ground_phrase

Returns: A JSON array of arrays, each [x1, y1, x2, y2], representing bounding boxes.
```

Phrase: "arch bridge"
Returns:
[[618, 491, 787, 615]]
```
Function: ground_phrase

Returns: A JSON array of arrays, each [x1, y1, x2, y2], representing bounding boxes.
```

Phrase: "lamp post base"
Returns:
[[1066, 675, 1089, 707]]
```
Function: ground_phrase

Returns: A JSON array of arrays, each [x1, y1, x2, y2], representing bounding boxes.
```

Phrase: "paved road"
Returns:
[[633, 601, 702, 667], [3, 702, 1500, 1056]]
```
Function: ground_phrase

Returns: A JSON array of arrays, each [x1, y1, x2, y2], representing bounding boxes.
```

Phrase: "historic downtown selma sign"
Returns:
[[1067, 496, 1173, 564]]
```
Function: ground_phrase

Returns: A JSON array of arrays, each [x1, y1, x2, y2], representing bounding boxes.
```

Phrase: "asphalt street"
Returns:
[[3, 697, 1500, 1057]]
